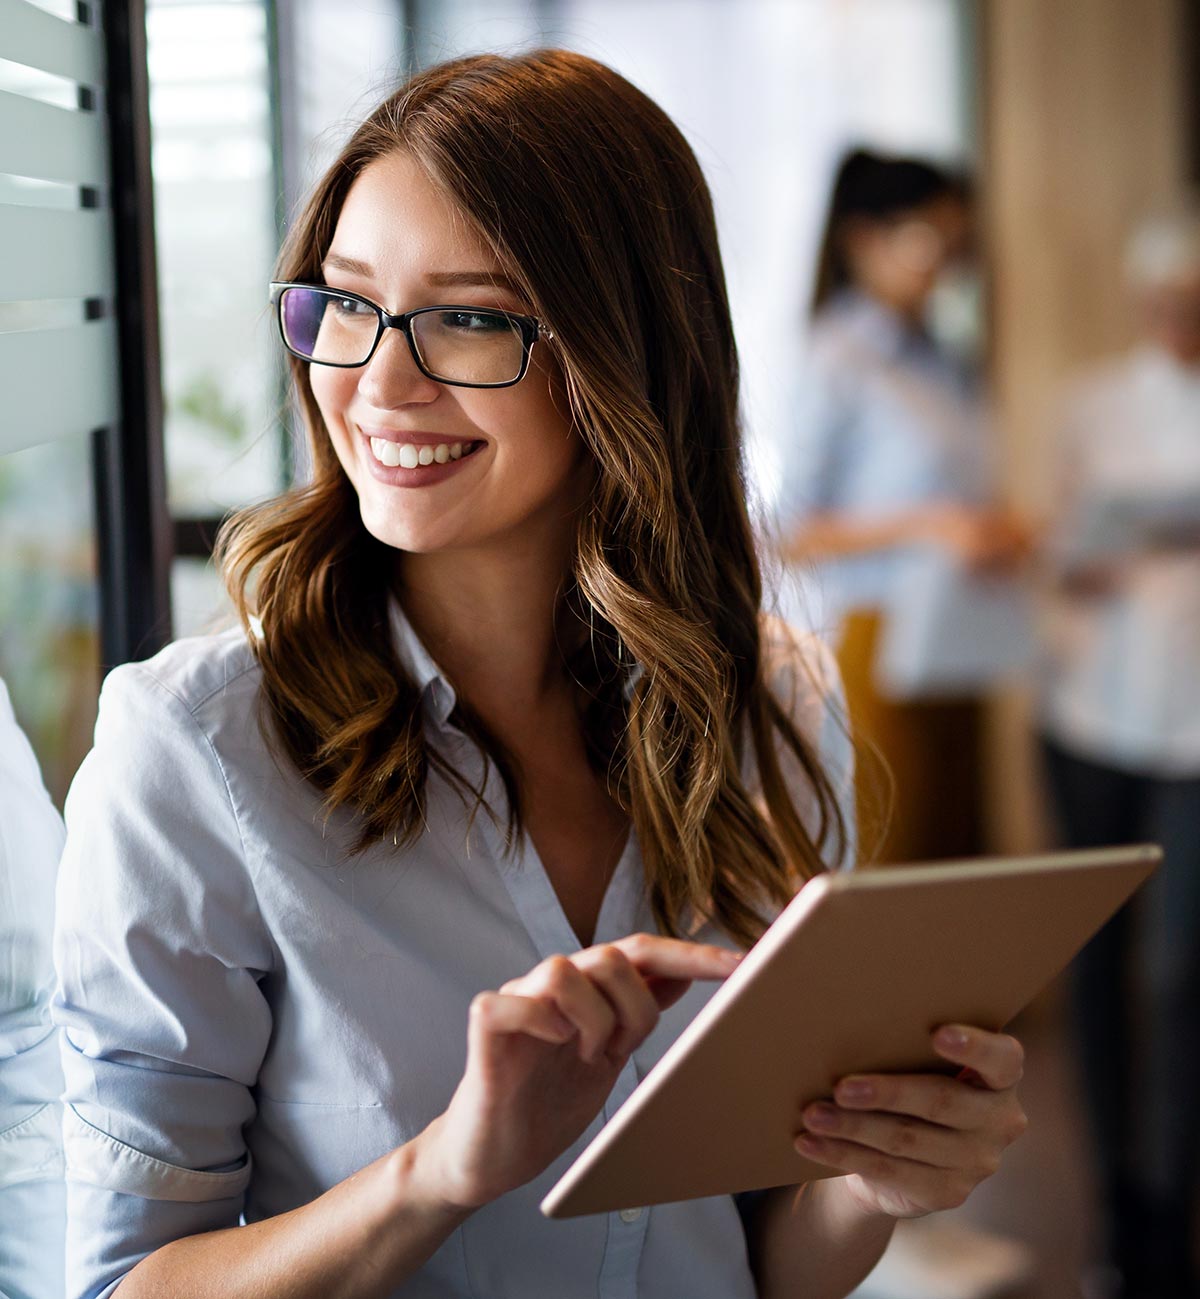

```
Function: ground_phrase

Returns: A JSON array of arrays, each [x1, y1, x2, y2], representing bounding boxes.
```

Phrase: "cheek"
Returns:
[[309, 372, 359, 461]]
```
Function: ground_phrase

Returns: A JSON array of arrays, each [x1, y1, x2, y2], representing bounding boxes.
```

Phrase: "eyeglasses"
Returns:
[[269, 281, 554, 389]]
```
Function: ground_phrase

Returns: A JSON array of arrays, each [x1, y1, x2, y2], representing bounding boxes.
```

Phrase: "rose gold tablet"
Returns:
[[541, 844, 1160, 1219]]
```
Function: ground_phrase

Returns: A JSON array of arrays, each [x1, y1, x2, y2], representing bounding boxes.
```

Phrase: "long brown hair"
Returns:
[[810, 147, 970, 316], [218, 49, 848, 948]]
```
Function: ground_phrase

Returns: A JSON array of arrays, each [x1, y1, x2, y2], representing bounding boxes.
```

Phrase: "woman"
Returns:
[[777, 149, 1028, 863], [53, 53, 1026, 1298], [1039, 208, 1200, 1299]]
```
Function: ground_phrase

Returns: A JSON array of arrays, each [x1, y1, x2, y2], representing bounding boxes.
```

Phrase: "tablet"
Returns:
[[1063, 487, 1200, 563], [540, 844, 1159, 1219]]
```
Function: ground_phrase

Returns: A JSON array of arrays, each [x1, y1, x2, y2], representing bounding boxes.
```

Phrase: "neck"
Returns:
[[397, 529, 580, 733]]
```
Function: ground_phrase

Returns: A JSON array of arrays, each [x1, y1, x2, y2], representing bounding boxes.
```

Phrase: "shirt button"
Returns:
[[618, 1207, 643, 1224]]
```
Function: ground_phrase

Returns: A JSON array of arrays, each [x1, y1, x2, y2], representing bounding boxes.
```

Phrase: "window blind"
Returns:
[[0, 0, 118, 455]]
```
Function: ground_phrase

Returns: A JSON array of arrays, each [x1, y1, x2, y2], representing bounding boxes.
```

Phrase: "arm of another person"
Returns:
[[0, 677, 68, 1299], [775, 365, 1027, 572]]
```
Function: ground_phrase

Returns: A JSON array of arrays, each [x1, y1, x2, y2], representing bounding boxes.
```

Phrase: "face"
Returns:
[[308, 150, 585, 557], [844, 194, 971, 317], [1138, 273, 1200, 366]]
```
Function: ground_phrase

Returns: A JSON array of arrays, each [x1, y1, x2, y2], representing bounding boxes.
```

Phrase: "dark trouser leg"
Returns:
[[1139, 773, 1200, 1291], [1040, 738, 1148, 1279]]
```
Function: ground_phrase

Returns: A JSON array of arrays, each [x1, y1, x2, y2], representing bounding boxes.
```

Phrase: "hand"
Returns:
[[925, 506, 1034, 574], [1058, 562, 1127, 599], [414, 935, 740, 1211], [794, 1024, 1028, 1220]]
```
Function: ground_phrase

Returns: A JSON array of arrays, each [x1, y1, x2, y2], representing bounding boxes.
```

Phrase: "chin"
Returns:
[[357, 500, 460, 555]]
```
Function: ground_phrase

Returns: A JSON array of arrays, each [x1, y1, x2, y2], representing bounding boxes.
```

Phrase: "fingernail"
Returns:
[[805, 1103, 839, 1130], [936, 1026, 969, 1051], [795, 1134, 822, 1154], [837, 1079, 874, 1104]]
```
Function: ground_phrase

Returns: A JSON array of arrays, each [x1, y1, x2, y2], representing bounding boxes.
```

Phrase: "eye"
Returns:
[[437, 310, 511, 332], [332, 296, 374, 317]]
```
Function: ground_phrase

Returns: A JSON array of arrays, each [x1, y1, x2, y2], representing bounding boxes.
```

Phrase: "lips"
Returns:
[[354, 423, 486, 485]]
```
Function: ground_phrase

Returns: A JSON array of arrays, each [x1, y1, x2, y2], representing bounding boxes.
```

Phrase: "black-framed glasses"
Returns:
[[269, 281, 554, 389]]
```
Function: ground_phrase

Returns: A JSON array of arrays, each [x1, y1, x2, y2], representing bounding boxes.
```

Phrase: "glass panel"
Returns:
[[146, 0, 285, 518], [171, 554, 237, 640], [0, 434, 99, 807]]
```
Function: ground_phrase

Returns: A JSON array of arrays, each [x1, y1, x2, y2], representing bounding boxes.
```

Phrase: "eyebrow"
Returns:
[[321, 255, 522, 297]]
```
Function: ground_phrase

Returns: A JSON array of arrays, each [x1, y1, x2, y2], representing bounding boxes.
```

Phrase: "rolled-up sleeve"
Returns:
[[51, 664, 274, 1299]]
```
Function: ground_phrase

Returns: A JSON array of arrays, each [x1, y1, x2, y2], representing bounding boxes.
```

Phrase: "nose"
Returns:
[[355, 326, 441, 409]]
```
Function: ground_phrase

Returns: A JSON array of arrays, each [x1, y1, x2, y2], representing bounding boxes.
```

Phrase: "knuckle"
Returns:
[[927, 1082, 956, 1125], [469, 991, 496, 1022], [1007, 1109, 1030, 1144], [1007, 1035, 1026, 1070], [541, 955, 576, 990], [621, 933, 654, 962], [892, 1117, 921, 1154], [592, 945, 628, 979]]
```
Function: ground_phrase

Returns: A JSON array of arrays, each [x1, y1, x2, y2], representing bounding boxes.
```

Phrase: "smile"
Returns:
[[368, 437, 471, 468]]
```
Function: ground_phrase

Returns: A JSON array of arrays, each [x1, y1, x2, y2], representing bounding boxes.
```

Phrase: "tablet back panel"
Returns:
[[541, 845, 1159, 1218]]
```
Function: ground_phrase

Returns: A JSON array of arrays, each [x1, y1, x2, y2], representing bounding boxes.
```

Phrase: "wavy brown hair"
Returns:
[[218, 49, 848, 948]]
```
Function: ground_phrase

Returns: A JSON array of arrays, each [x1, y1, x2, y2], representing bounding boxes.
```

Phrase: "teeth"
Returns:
[[367, 436, 473, 468], [370, 437, 402, 468]]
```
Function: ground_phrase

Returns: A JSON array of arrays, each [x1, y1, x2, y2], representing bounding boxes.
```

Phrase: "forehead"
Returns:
[[328, 150, 499, 279]]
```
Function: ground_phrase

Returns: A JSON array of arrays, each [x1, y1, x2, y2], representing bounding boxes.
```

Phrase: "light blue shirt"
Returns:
[[52, 604, 852, 1299], [1, 678, 67, 1299], [776, 292, 993, 632]]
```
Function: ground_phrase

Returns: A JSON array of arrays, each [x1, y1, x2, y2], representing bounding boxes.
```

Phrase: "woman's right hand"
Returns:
[[412, 935, 741, 1211]]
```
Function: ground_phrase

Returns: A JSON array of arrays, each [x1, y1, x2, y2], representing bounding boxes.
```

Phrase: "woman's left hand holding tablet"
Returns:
[[411, 935, 741, 1213], [795, 1024, 1028, 1219]]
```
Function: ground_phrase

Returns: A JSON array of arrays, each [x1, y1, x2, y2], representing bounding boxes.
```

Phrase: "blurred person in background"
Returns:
[[776, 148, 1029, 866], [1039, 205, 1200, 1299], [0, 676, 66, 1299]]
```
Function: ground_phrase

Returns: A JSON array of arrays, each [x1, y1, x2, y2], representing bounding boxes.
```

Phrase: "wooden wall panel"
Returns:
[[979, 0, 1189, 851]]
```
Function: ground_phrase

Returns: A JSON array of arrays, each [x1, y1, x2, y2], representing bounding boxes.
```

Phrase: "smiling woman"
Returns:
[[51, 48, 1027, 1299]]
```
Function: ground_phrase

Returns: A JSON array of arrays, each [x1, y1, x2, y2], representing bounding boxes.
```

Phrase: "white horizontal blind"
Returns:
[[0, 0, 118, 455]]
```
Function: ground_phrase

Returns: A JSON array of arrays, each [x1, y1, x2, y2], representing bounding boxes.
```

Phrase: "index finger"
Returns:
[[607, 934, 741, 987]]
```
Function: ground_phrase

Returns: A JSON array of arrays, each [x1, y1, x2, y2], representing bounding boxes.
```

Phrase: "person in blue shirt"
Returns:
[[776, 149, 1029, 865], [53, 52, 1028, 1299]]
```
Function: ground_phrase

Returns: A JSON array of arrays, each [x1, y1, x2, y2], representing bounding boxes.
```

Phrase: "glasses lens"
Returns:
[[410, 308, 526, 385], [280, 287, 377, 364]]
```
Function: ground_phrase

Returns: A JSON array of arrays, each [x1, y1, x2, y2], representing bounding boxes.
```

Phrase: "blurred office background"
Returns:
[[1, 1, 1197, 1295]]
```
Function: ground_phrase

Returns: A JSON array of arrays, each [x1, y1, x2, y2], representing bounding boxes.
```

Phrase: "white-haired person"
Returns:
[[1039, 205, 1200, 1299]]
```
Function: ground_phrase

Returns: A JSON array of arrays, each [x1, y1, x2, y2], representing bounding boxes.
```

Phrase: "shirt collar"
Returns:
[[829, 288, 936, 364], [386, 596, 459, 726], [386, 597, 645, 721]]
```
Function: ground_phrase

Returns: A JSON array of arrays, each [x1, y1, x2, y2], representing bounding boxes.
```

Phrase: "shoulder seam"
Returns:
[[120, 661, 274, 970]]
